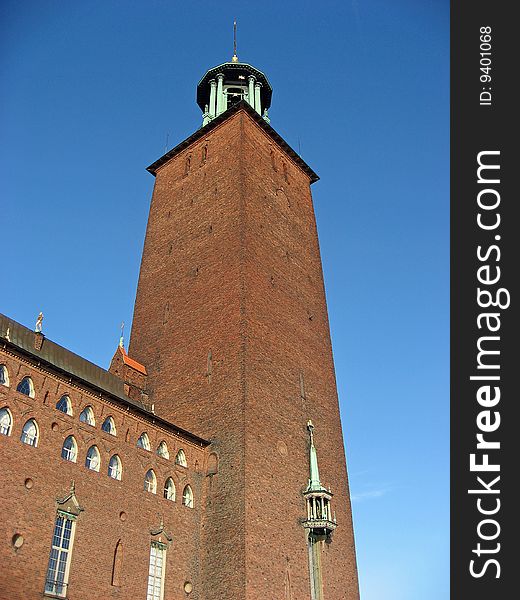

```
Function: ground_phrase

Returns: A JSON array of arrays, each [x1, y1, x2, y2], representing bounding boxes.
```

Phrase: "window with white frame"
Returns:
[[137, 432, 151, 450], [1, 407, 12, 436], [79, 406, 95, 426], [0, 365, 9, 386], [108, 455, 122, 480], [56, 395, 72, 415], [175, 449, 187, 467], [182, 485, 194, 508], [21, 418, 39, 446], [157, 441, 169, 459], [163, 478, 175, 501], [85, 445, 100, 472], [61, 436, 77, 462], [102, 416, 116, 435], [144, 469, 157, 494], [146, 542, 166, 600], [17, 376, 35, 397], [44, 513, 76, 597]]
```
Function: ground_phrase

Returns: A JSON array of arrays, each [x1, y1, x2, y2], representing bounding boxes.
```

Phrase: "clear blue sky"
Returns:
[[1, 1, 449, 598]]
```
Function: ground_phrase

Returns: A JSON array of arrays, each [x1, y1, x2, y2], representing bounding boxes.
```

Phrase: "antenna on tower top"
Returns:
[[232, 20, 239, 62]]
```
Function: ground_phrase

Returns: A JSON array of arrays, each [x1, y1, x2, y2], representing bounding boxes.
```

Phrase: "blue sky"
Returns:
[[1, 1, 449, 598]]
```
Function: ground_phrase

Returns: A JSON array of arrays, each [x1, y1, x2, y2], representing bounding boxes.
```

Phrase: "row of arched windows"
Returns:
[[2, 369, 36, 395], [1, 367, 190, 467], [0, 408, 194, 508], [60, 438, 194, 505], [137, 432, 187, 467], [1, 409, 39, 446], [143, 469, 193, 507]]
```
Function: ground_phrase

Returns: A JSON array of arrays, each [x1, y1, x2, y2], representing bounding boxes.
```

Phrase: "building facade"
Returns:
[[1, 53, 359, 600]]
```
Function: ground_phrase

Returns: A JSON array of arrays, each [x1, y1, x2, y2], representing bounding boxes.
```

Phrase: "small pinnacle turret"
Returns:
[[303, 421, 337, 540]]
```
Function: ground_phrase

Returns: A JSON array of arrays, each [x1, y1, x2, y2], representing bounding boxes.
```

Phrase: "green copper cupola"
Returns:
[[303, 420, 337, 540], [197, 54, 272, 126]]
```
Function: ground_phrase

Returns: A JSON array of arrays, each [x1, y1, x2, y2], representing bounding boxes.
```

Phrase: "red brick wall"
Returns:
[[240, 115, 359, 599], [0, 350, 207, 600], [130, 109, 359, 599]]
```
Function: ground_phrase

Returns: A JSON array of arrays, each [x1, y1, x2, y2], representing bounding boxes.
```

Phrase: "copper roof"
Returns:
[[0, 313, 209, 446]]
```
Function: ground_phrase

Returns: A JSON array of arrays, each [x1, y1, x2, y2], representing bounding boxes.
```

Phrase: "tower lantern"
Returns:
[[197, 60, 272, 126]]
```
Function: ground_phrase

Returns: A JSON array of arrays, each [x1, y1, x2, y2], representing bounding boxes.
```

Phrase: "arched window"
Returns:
[[0, 407, 12, 436], [164, 477, 175, 501], [137, 432, 151, 451], [56, 395, 72, 415], [0, 365, 9, 387], [182, 485, 194, 508], [21, 419, 38, 446], [17, 376, 34, 398], [79, 406, 95, 426], [85, 445, 101, 472], [102, 416, 116, 436], [175, 449, 187, 467], [108, 455, 122, 480], [61, 436, 77, 462], [144, 469, 157, 493], [157, 441, 169, 459]]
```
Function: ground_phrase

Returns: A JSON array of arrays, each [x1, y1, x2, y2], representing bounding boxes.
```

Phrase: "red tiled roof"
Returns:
[[119, 346, 147, 375]]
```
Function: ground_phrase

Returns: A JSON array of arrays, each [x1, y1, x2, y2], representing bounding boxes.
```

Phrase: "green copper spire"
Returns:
[[307, 420, 323, 492]]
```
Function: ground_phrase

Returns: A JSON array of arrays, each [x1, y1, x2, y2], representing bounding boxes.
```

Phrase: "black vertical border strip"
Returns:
[[451, 1, 515, 598]]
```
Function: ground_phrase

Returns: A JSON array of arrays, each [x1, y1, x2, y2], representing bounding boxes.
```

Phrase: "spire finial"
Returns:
[[306, 420, 322, 492], [307, 419, 315, 445], [232, 20, 239, 62], [119, 321, 125, 348]]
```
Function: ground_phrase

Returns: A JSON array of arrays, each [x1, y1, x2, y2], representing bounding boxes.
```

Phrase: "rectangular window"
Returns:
[[44, 513, 76, 597], [146, 542, 166, 600]]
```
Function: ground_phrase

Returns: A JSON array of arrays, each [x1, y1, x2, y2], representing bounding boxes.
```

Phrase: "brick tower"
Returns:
[[129, 51, 360, 600]]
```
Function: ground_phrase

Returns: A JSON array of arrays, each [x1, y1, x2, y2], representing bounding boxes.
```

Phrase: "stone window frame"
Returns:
[[163, 477, 176, 502], [61, 435, 78, 463], [79, 405, 95, 427], [0, 364, 9, 387], [144, 468, 157, 494], [85, 445, 101, 472], [156, 440, 169, 459], [182, 484, 194, 509], [175, 448, 187, 467], [0, 406, 12, 436], [44, 511, 77, 598], [21, 418, 39, 447], [101, 416, 117, 436], [137, 431, 151, 451], [108, 454, 122, 480], [146, 541, 167, 600], [17, 376, 35, 398], [56, 395, 73, 416]]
